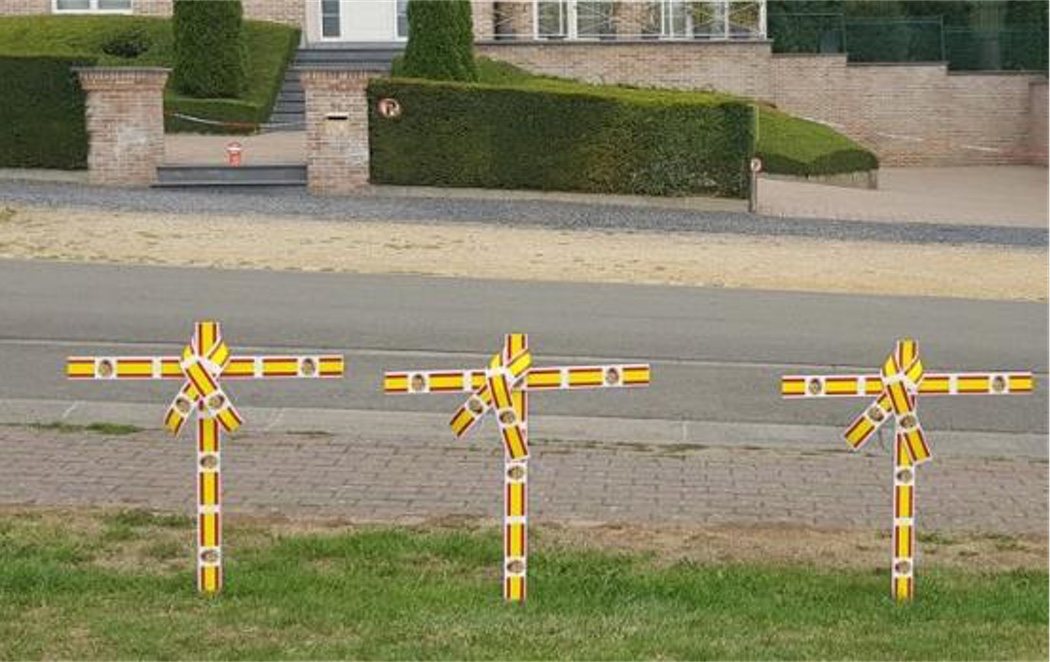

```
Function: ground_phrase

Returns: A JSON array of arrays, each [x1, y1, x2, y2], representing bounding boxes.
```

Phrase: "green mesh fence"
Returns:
[[945, 28, 1048, 71], [769, 13, 1047, 71]]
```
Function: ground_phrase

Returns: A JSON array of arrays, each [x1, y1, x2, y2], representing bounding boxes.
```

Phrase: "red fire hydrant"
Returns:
[[225, 141, 243, 167]]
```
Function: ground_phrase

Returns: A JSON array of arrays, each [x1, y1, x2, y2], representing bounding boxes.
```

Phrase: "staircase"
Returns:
[[154, 164, 307, 188], [268, 44, 405, 131]]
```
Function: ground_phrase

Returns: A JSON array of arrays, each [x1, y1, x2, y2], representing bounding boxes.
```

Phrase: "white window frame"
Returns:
[[534, 0, 573, 40], [394, 0, 409, 41], [52, 0, 133, 14], [533, 0, 766, 41], [318, 0, 342, 41]]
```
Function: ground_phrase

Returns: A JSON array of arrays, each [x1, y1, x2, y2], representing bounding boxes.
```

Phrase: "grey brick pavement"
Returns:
[[0, 427, 1045, 533]]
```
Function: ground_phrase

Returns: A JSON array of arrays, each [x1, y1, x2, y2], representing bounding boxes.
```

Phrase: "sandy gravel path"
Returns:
[[0, 205, 1044, 301]]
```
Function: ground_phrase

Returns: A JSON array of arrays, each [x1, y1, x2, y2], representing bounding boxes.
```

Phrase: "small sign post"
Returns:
[[748, 157, 763, 213]]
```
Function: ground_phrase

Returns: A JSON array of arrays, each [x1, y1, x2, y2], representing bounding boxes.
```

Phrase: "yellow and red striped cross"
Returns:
[[67, 320, 344, 595], [781, 338, 1033, 602], [385, 333, 650, 602]]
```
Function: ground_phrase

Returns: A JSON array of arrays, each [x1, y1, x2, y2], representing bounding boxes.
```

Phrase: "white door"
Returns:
[[315, 0, 403, 42]]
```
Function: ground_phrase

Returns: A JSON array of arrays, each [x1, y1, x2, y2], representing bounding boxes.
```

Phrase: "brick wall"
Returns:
[[2, 0, 49, 13], [242, 0, 304, 28], [492, 1, 532, 39], [3, 0, 304, 26], [133, 0, 172, 16], [1028, 80, 1048, 166], [300, 69, 376, 195], [77, 67, 168, 186], [133, 0, 303, 26], [476, 41, 774, 99], [472, 0, 494, 41], [480, 41, 1047, 166], [769, 58, 1038, 166]]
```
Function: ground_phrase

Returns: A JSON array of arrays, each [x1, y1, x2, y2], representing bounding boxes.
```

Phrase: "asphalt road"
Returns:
[[0, 260, 1045, 434]]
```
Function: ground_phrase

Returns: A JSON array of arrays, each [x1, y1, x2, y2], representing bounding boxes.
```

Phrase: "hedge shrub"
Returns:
[[369, 78, 754, 198], [0, 55, 96, 169], [472, 57, 877, 179], [172, 0, 247, 98], [396, 0, 477, 82]]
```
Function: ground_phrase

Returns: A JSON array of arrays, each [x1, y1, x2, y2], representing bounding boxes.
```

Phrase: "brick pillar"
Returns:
[[614, 2, 659, 38], [472, 0, 496, 40], [1029, 79, 1048, 166], [76, 67, 169, 187], [494, 1, 534, 39], [300, 69, 379, 196]]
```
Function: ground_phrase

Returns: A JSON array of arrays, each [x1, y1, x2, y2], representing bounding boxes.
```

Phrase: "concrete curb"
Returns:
[[0, 398, 1043, 460]]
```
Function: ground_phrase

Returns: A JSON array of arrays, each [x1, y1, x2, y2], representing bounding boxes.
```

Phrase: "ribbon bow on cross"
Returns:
[[449, 339, 533, 459], [164, 321, 244, 435], [845, 338, 931, 464]]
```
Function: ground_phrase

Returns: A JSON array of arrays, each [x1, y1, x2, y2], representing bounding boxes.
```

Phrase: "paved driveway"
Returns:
[[164, 131, 305, 165], [759, 166, 1049, 228]]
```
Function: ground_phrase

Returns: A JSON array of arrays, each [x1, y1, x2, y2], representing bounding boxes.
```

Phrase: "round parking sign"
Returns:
[[377, 97, 402, 119]]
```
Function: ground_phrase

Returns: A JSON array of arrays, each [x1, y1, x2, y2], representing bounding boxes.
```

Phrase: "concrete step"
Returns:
[[155, 164, 307, 188], [293, 45, 403, 71], [295, 45, 403, 57], [272, 101, 305, 114]]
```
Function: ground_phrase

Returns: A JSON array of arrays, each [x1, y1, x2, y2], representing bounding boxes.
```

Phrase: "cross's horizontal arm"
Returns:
[[782, 372, 1033, 398], [385, 364, 650, 394], [67, 355, 344, 380]]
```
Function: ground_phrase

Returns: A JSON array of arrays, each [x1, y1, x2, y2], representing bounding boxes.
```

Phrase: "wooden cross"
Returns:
[[385, 333, 651, 602], [67, 320, 344, 594], [781, 338, 1033, 601]]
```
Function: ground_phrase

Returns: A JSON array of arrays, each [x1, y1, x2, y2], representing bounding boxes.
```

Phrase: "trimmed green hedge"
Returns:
[[0, 16, 299, 135], [0, 54, 96, 169], [471, 57, 878, 179], [368, 78, 755, 198], [397, 0, 477, 82], [755, 107, 878, 176], [172, 0, 247, 98]]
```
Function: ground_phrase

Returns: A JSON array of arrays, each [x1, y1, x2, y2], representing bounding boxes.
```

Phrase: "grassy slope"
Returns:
[[756, 107, 879, 176], [475, 57, 878, 176], [0, 509, 1045, 660], [0, 16, 299, 133]]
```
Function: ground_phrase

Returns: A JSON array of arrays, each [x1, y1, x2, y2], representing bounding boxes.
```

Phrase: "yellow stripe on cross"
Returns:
[[67, 320, 344, 595], [385, 333, 651, 603], [780, 338, 1034, 602]]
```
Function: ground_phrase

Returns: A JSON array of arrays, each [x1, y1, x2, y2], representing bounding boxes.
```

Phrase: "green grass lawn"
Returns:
[[472, 58, 878, 178], [0, 16, 299, 133], [1, 510, 1045, 660]]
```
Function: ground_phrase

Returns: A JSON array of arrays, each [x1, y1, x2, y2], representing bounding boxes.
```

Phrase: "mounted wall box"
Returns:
[[325, 112, 350, 135]]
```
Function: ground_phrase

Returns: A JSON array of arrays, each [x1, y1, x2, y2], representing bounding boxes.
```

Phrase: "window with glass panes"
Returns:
[[54, 0, 131, 11]]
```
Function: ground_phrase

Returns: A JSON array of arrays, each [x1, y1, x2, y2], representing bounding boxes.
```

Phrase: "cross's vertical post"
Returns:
[[781, 338, 1033, 602], [504, 386, 529, 601], [67, 320, 344, 594], [385, 333, 651, 602], [891, 434, 915, 602], [197, 415, 223, 593]]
